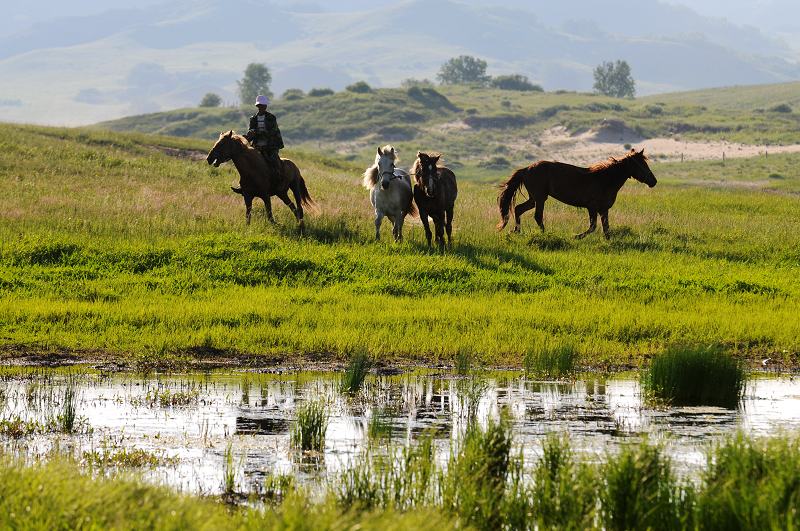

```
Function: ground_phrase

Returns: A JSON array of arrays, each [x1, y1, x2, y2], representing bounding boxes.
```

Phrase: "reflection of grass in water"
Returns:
[[524, 342, 579, 380], [366, 407, 393, 445], [641, 344, 746, 408], [341, 350, 372, 395], [291, 400, 328, 452]]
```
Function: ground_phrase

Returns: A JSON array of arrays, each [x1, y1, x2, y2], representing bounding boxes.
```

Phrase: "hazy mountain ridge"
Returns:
[[0, 0, 798, 126]]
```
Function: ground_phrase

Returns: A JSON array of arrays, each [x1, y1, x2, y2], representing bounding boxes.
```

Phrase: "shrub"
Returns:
[[491, 74, 543, 92], [199, 93, 222, 107], [281, 88, 305, 100], [346, 81, 373, 94], [308, 88, 335, 97], [768, 103, 792, 113]]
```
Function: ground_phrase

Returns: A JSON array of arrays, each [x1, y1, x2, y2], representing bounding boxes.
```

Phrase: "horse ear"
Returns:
[[377, 146, 383, 156], [417, 151, 422, 158], [226, 130, 233, 137], [432, 155, 440, 163], [639, 148, 645, 155], [390, 147, 395, 154], [630, 148, 636, 154]]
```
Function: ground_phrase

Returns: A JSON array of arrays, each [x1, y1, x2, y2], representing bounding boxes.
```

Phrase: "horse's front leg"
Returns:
[[394, 212, 406, 243], [576, 208, 598, 239], [600, 209, 610, 240], [374, 211, 384, 241], [419, 209, 433, 247], [243, 194, 254, 225]]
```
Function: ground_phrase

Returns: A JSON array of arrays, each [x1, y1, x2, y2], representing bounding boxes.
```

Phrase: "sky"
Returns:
[[3, 0, 798, 34]]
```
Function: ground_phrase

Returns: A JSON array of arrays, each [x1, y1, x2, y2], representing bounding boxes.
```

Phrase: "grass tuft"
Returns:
[[642, 344, 747, 408]]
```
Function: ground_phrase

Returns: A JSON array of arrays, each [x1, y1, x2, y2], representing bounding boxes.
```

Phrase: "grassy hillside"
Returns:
[[1, 124, 799, 367], [97, 83, 800, 177]]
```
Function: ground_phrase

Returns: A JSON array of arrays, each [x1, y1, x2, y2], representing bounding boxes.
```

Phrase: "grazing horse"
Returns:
[[498, 149, 657, 239], [362, 145, 416, 242], [411, 152, 458, 249], [206, 131, 315, 231]]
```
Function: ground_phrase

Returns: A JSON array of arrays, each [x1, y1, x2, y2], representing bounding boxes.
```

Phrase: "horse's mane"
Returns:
[[588, 150, 647, 173], [362, 145, 398, 189]]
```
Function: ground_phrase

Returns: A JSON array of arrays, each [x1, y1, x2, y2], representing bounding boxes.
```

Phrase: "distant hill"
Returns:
[[1, 0, 799, 126], [96, 82, 800, 174]]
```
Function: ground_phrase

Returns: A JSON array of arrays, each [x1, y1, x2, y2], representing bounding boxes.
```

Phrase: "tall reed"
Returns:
[[341, 350, 372, 395], [524, 342, 579, 379]]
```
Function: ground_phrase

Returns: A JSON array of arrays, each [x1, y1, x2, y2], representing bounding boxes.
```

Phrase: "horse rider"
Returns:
[[245, 95, 284, 179]]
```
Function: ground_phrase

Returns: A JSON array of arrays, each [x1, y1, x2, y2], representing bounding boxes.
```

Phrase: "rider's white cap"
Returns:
[[254, 95, 270, 106]]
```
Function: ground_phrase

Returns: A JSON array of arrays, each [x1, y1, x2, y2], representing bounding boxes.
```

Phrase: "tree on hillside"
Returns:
[[199, 93, 222, 107], [437, 56, 490, 86], [593, 60, 636, 98], [237, 63, 273, 106]]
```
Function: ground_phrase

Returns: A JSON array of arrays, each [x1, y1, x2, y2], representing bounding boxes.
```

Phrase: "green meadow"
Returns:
[[0, 123, 798, 367]]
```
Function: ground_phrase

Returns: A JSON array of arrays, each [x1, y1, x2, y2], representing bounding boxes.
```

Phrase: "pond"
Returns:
[[1, 368, 798, 496]]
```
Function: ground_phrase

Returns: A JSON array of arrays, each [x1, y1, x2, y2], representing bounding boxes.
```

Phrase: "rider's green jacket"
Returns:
[[245, 111, 284, 151]]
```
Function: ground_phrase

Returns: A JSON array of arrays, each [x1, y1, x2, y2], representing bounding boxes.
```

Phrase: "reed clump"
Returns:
[[641, 344, 746, 408], [341, 350, 372, 395], [524, 342, 579, 379], [291, 399, 328, 452]]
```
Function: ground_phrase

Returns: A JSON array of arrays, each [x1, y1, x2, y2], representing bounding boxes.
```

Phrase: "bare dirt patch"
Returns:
[[538, 126, 800, 165]]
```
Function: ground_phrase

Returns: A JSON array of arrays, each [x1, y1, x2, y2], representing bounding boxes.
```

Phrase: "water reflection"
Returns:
[[0, 369, 798, 495]]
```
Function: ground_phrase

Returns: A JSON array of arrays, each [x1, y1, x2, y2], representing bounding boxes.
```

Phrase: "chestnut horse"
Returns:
[[411, 152, 458, 249], [206, 131, 315, 231], [498, 149, 656, 239]]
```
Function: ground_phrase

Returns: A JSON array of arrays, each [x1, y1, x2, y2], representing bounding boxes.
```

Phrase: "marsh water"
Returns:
[[1, 368, 798, 496]]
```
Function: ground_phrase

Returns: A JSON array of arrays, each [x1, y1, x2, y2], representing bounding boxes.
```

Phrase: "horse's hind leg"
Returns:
[[434, 213, 445, 251], [533, 198, 546, 232], [264, 198, 275, 224], [290, 181, 305, 222], [374, 211, 384, 241], [513, 198, 535, 233], [445, 207, 454, 246], [277, 191, 303, 233], [243, 194, 254, 225], [600, 209, 610, 240], [576, 208, 598, 239]]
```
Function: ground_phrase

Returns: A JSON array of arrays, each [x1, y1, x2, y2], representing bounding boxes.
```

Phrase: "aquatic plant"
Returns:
[[524, 342, 579, 379], [222, 443, 238, 496], [366, 407, 394, 445], [291, 400, 328, 452], [59, 382, 77, 433], [641, 344, 746, 408], [341, 350, 372, 395], [454, 348, 473, 376], [600, 441, 685, 531], [530, 434, 597, 529], [697, 433, 800, 529], [441, 413, 513, 530], [84, 448, 173, 469]]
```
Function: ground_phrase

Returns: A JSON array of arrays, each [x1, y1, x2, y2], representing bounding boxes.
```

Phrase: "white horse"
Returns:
[[362, 145, 416, 241]]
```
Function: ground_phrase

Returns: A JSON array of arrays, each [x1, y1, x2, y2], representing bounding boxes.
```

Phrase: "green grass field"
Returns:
[[0, 123, 798, 367]]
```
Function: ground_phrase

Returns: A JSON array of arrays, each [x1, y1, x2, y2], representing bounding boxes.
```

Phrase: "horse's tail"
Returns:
[[408, 198, 419, 218], [497, 166, 529, 230], [295, 174, 319, 213]]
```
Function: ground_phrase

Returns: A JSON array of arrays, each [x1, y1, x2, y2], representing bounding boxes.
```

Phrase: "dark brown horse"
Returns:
[[206, 131, 315, 230], [411, 152, 458, 249], [498, 149, 656, 239]]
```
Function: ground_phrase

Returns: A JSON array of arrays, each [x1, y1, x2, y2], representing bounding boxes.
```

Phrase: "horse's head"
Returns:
[[626, 149, 657, 187], [415, 152, 441, 198], [376, 145, 397, 190], [206, 131, 238, 167]]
